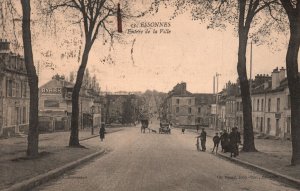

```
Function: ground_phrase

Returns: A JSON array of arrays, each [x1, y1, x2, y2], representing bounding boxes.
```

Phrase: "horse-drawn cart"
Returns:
[[159, 123, 171, 134]]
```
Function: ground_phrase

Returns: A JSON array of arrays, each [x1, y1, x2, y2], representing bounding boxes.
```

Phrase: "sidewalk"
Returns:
[[187, 128, 300, 182], [0, 127, 123, 190]]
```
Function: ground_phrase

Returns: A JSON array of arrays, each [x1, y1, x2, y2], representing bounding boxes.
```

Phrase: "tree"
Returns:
[[47, 0, 118, 147], [154, 0, 281, 152], [280, 0, 300, 165], [122, 96, 134, 124], [21, 0, 39, 157]]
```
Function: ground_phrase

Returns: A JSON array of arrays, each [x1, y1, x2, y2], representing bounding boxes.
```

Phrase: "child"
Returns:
[[212, 132, 220, 153]]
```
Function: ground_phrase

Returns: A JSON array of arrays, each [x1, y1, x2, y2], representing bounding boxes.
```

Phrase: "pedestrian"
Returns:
[[220, 130, 229, 152], [99, 123, 106, 142], [229, 127, 239, 157], [182, 127, 185, 134], [212, 132, 220, 153], [236, 127, 241, 156], [200, 128, 207, 151], [195, 136, 200, 151], [196, 124, 199, 133]]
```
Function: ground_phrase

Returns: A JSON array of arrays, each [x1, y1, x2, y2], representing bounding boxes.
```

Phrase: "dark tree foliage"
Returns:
[[122, 96, 135, 124]]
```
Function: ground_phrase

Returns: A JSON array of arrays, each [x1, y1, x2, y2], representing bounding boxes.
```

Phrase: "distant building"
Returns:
[[38, 75, 101, 132], [0, 39, 30, 137], [102, 94, 140, 124], [163, 82, 214, 126]]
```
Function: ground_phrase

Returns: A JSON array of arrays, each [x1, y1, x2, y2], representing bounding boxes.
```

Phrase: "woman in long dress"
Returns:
[[99, 124, 106, 141]]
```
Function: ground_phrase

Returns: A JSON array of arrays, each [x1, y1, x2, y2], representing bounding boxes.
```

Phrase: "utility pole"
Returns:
[[249, 41, 253, 96], [215, 73, 221, 131]]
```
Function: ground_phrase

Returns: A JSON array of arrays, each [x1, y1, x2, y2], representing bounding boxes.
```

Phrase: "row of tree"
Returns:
[[4, 0, 300, 166], [160, 0, 300, 165]]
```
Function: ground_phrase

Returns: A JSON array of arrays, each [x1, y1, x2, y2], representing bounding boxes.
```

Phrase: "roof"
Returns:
[[194, 93, 215, 105]]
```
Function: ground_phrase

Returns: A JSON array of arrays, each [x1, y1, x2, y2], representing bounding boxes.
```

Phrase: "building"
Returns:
[[38, 75, 101, 132], [163, 82, 214, 127], [251, 67, 290, 138], [0, 39, 30, 137], [221, 67, 291, 139]]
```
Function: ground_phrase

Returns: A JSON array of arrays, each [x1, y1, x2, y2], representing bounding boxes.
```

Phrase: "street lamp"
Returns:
[[90, 105, 95, 135]]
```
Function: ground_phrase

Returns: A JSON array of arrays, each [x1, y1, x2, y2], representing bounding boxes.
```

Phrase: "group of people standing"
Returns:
[[195, 127, 241, 157], [216, 127, 241, 157]]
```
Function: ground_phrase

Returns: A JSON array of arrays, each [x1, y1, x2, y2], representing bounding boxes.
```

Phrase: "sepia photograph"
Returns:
[[0, 0, 300, 190]]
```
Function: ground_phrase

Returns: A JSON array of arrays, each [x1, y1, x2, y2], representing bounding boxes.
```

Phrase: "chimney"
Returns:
[[181, 82, 187, 93], [272, 67, 280, 90], [279, 67, 286, 82]]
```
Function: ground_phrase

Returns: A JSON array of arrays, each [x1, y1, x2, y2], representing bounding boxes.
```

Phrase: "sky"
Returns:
[[1, 1, 291, 94]]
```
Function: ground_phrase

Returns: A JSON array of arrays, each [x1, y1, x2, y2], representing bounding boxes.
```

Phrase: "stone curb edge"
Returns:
[[2, 149, 106, 191], [80, 129, 124, 142], [216, 152, 300, 188]]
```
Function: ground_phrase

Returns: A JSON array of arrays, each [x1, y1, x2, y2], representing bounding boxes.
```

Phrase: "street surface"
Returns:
[[36, 125, 297, 191]]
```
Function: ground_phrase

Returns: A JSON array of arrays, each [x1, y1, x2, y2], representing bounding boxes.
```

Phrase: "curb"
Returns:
[[216, 152, 300, 189], [80, 135, 99, 141], [2, 149, 106, 191], [79, 129, 124, 142]]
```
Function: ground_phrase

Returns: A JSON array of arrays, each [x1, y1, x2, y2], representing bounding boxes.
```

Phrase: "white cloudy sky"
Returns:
[[2, 1, 291, 93]]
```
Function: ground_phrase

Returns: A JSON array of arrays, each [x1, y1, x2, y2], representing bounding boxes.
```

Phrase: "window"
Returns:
[[22, 107, 26, 123], [12, 81, 16, 97], [16, 82, 20, 97], [277, 98, 280, 112], [237, 102, 239, 112], [188, 99, 191, 105], [260, 117, 263, 132], [44, 100, 59, 108], [267, 118, 271, 134], [176, 107, 179, 113], [176, 99, 179, 104], [257, 99, 260, 111], [22, 82, 27, 98], [188, 107, 192, 114], [6, 79, 12, 97], [198, 107, 201, 113], [268, 98, 271, 112], [261, 99, 264, 111]]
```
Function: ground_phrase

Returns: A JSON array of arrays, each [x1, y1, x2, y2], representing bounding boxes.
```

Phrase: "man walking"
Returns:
[[99, 123, 106, 142], [200, 128, 207, 151], [220, 130, 229, 152], [212, 132, 220, 153]]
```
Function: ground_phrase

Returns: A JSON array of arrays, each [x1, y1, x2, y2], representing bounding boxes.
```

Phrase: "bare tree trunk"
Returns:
[[237, 0, 257, 151], [286, 22, 300, 165], [21, 0, 39, 157], [69, 43, 91, 147], [237, 31, 256, 152]]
